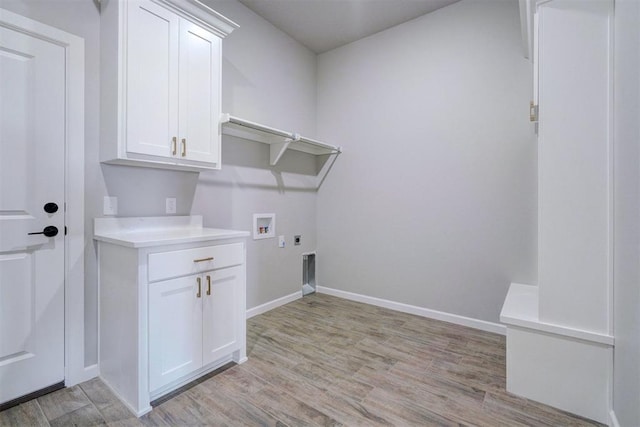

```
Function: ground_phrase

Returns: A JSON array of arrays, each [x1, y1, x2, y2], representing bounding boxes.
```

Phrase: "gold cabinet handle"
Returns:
[[181, 138, 186, 157], [206, 275, 211, 296], [172, 136, 177, 155], [193, 257, 213, 263], [196, 277, 201, 298]]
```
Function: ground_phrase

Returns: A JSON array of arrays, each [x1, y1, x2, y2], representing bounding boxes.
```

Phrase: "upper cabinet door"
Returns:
[[178, 20, 221, 165], [125, 0, 179, 158]]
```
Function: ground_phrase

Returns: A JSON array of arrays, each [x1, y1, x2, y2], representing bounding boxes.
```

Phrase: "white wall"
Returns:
[[613, 0, 640, 424], [316, 0, 535, 323], [1, 0, 318, 367], [195, 0, 319, 309]]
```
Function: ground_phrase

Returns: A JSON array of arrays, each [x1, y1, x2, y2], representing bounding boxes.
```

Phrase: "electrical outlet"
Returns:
[[294, 235, 301, 245], [278, 235, 285, 248], [103, 196, 117, 215], [166, 198, 177, 214]]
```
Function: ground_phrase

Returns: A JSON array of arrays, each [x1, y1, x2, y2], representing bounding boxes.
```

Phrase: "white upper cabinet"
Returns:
[[100, 0, 237, 171]]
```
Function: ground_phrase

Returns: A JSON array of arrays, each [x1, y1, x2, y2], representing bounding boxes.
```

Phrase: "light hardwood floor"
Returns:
[[0, 293, 603, 426]]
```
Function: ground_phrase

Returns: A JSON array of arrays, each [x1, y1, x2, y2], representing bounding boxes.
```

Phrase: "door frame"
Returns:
[[0, 9, 92, 387]]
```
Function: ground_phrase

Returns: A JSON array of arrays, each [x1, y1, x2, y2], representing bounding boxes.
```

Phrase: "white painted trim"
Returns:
[[153, 0, 239, 38], [100, 376, 152, 417], [64, 19, 88, 388], [83, 364, 100, 381], [609, 410, 620, 427], [246, 291, 302, 319], [0, 8, 89, 386], [317, 286, 506, 335], [606, 21, 615, 410], [502, 317, 615, 346], [605, 0, 615, 339]]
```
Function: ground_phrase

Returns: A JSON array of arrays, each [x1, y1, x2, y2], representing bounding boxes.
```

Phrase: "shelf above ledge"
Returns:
[[220, 114, 342, 166]]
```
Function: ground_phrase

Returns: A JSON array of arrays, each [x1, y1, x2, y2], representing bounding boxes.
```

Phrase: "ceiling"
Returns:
[[237, 0, 462, 54]]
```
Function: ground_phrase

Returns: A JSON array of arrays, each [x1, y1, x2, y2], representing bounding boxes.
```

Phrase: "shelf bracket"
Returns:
[[270, 139, 292, 166]]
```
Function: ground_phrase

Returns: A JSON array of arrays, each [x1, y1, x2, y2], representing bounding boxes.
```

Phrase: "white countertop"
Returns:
[[94, 216, 249, 248]]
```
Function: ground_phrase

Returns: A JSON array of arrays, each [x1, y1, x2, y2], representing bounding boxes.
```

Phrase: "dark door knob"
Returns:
[[28, 226, 59, 237], [44, 202, 58, 214]]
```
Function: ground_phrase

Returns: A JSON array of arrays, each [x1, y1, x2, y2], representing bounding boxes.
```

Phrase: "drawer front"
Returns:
[[148, 243, 243, 282]]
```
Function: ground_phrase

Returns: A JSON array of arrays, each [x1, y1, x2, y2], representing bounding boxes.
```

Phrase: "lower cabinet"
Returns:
[[149, 266, 242, 392], [96, 234, 247, 416]]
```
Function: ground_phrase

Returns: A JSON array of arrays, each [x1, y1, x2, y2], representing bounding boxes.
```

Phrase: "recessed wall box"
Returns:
[[253, 213, 275, 240], [302, 252, 316, 296]]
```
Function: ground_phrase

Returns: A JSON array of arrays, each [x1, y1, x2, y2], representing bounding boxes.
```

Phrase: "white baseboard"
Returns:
[[609, 410, 620, 427], [82, 364, 100, 382], [317, 286, 506, 335], [246, 291, 302, 319], [66, 363, 99, 387]]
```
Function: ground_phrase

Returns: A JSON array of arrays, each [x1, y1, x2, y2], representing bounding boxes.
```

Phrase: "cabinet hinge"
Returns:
[[65, 226, 68, 236], [529, 101, 539, 122]]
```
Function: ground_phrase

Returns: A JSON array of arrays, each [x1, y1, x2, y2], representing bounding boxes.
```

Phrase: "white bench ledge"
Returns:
[[500, 283, 614, 346]]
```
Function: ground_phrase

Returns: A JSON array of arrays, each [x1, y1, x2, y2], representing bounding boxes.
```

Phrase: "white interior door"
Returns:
[[0, 23, 66, 404]]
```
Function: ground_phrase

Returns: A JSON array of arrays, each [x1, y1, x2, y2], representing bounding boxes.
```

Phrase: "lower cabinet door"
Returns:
[[202, 266, 241, 366], [149, 275, 203, 391]]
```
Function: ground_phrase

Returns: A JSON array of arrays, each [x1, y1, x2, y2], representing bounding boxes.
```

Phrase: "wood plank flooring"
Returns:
[[0, 293, 603, 426]]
